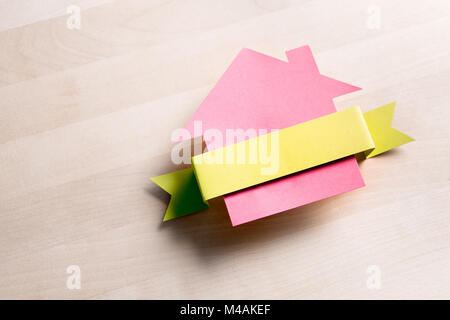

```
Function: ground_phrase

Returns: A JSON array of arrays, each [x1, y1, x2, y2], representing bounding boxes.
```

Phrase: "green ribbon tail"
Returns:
[[363, 102, 414, 158], [150, 167, 209, 221]]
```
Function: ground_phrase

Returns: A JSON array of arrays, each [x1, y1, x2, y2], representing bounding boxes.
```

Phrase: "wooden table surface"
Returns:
[[0, 0, 449, 299]]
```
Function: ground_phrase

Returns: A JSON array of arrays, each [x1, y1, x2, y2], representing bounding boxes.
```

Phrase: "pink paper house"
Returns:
[[184, 45, 363, 226]]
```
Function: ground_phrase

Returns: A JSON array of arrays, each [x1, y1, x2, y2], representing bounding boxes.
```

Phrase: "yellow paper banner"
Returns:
[[151, 103, 414, 221], [193, 106, 374, 200]]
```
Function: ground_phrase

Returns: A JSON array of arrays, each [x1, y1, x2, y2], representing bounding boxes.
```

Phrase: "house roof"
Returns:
[[184, 45, 360, 147]]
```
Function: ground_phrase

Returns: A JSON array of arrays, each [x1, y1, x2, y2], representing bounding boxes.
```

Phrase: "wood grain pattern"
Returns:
[[0, 0, 449, 299]]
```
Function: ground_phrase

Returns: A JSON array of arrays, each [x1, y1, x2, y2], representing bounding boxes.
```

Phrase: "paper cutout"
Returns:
[[182, 46, 363, 224], [363, 102, 414, 158], [151, 168, 209, 221], [151, 104, 414, 223], [225, 156, 363, 226], [193, 107, 374, 200]]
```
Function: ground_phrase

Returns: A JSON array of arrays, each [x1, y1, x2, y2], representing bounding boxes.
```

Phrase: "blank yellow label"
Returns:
[[192, 106, 375, 200]]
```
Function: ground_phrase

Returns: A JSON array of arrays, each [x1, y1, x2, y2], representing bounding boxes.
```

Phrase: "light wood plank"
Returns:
[[0, 0, 449, 299]]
